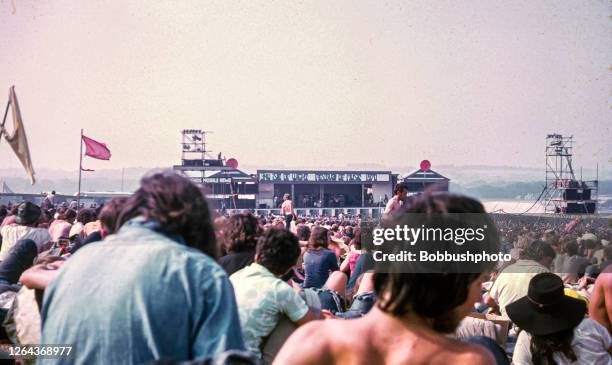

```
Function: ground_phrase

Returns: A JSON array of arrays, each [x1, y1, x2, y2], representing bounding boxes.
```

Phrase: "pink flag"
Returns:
[[82, 135, 111, 160]]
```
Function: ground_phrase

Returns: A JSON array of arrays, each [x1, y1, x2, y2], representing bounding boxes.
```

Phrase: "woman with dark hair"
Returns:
[[40, 171, 244, 364], [302, 226, 339, 288], [219, 213, 262, 275], [509, 273, 611, 365]]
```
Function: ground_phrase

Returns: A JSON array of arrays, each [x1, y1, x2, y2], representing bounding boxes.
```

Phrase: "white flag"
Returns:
[[1, 86, 35, 184]]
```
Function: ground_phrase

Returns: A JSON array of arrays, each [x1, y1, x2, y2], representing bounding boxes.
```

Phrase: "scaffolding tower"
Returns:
[[541, 134, 598, 214], [172, 130, 244, 210]]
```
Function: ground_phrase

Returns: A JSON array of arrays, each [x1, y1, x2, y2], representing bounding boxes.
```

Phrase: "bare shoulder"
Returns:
[[273, 320, 335, 365], [592, 269, 612, 293], [454, 341, 497, 365]]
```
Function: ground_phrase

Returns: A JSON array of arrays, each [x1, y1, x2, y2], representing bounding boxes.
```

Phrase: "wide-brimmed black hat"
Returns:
[[15, 202, 41, 225], [506, 272, 586, 336]]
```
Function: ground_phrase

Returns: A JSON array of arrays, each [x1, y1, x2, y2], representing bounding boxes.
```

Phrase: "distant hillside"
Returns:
[[0, 167, 153, 194], [451, 180, 612, 200], [1, 165, 610, 200]]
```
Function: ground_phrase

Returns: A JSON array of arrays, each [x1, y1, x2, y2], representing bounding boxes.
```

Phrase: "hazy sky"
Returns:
[[1, 1, 610, 176]]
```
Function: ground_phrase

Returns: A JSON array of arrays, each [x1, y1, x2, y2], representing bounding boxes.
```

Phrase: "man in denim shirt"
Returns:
[[39, 172, 244, 364]]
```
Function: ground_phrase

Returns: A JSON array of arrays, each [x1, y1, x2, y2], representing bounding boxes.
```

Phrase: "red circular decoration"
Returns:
[[420, 160, 431, 171], [226, 158, 239, 169]]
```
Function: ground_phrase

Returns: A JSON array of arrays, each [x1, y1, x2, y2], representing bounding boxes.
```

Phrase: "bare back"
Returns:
[[589, 265, 612, 333], [281, 200, 294, 215], [273, 307, 495, 365]]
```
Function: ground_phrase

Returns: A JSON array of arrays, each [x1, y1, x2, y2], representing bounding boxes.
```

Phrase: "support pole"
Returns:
[[77, 129, 83, 210]]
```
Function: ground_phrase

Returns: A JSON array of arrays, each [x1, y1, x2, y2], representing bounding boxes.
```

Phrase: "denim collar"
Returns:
[[124, 216, 186, 245]]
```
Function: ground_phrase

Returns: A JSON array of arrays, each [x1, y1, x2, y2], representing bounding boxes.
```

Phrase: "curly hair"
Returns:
[[256, 228, 300, 276], [224, 213, 262, 253], [116, 171, 217, 259]]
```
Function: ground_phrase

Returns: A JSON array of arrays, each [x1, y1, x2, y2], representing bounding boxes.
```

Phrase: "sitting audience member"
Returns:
[[578, 233, 599, 260], [274, 193, 500, 365], [0, 239, 38, 294], [230, 229, 316, 362], [0, 206, 18, 228], [585, 245, 612, 279], [552, 238, 570, 273], [335, 272, 377, 319], [39, 172, 244, 365], [76, 197, 128, 250], [3, 256, 67, 346], [510, 234, 532, 261], [340, 229, 361, 277], [219, 213, 262, 275], [0, 202, 51, 261], [592, 237, 610, 266], [589, 265, 612, 334], [327, 237, 345, 262], [509, 273, 611, 365], [346, 227, 375, 294], [295, 224, 311, 246], [486, 240, 554, 318], [68, 208, 95, 242], [303, 226, 339, 288], [558, 241, 590, 284], [82, 205, 103, 237], [48, 208, 76, 242]]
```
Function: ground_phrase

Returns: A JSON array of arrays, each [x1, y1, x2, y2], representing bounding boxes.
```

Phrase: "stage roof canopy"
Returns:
[[208, 169, 255, 182], [403, 169, 450, 182]]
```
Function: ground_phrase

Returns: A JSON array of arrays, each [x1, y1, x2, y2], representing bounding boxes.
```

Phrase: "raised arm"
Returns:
[[19, 261, 65, 290]]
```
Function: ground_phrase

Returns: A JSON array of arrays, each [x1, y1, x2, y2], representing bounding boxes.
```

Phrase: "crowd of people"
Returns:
[[0, 171, 610, 364]]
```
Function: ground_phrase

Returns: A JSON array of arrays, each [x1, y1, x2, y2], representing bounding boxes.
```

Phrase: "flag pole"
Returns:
[[77, 129, 83, 210]]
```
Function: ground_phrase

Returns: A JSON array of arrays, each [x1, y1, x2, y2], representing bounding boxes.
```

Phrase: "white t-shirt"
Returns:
[[384, 196, 402, 215], [513, 318, 612, 365], [0, 224, 51, 260], [69, 222, 85, 240], [489, 260, 550, 318]]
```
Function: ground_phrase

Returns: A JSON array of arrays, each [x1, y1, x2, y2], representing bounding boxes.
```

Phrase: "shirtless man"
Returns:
[[280, 193, 295, 230], [589, 264, 612, 333], [274, 193, 498, 365], [274, 272, 494, 365]]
